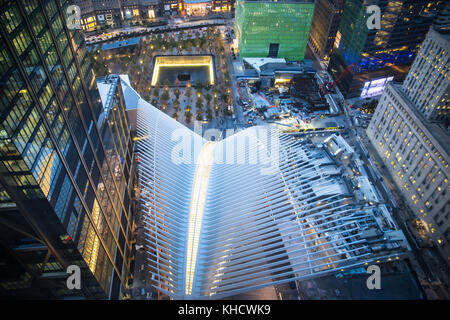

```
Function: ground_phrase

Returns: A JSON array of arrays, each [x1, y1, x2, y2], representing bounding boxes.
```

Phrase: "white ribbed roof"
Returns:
[[123, 78, 409, 299]]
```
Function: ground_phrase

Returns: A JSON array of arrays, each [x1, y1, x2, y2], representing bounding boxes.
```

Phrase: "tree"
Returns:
[[173, 99, 180, 112], [220, 93, 228, 103], [196, 108, 203, 121], [194, 38, 201, 53], [163, 78, 170, 91], [185, 81, 192, 101], [205, 93, 212, 104], [185, 110, 192, 123], [196, 97, 203, 110], [206, 107, 213, 121], [178, 30, 184, 42], [194, 80, 203, 92], [169, 36, 177, 50], [153, 84, 160, 98], [161, 91, 170, 103], [212, 86, 218, 99], [174, 88, 181, 100], [185, 40, 192, 52], [201, 40, 208, 52], [214, 104, 220, 117]]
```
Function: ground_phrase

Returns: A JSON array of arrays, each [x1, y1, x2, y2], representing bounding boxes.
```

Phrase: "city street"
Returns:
[[350, 122, 450, 299]]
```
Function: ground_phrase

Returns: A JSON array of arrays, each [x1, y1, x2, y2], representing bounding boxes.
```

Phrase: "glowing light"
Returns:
[[151, 56, 214, 86], [185, 141, 216, 296]]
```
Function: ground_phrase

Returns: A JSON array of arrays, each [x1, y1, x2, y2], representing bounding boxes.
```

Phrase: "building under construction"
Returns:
[[235, 0, 315, 61], [291, 73, 329, 112]]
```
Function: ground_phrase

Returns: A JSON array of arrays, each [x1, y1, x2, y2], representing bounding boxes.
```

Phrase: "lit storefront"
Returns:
[[183, 0, 212, 16]]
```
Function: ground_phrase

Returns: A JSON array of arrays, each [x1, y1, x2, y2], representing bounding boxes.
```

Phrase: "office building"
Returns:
[[163, 0, 181, 16], [367, 27, 450, 260], [403, 27, 450, 122], [121, 0, 161, 20], [309, 0, 346, 61], [212, 0, 234, 12], [86, 0, 122, 29], [434, 0, 450, 33], [75, 0, 161, 30], [0, 0, 134, 299], [235, 0, 315, 61], [74, 0, 97, 31], [328, 0, 440, 98]]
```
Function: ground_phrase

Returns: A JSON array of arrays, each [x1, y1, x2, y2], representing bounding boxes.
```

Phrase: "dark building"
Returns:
[[163, 0, 181, 16], [91, 0, 122, 28], [328, 0, 441, 98], [434, 0, 450, 33], [309, 0, 346, 61], [121, 0, 161, 20], [0, 0, 134, 299]]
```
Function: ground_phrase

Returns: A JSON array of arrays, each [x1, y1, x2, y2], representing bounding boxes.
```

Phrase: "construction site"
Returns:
[[237, 59, 353, 130]]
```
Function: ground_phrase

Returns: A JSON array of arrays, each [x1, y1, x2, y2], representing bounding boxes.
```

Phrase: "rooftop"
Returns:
[[101, 37, 140, 51]]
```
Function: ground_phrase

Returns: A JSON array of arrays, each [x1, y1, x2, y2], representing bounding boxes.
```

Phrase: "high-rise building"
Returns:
[[328, 0, 440, 98], [403, 28, 450, 122], [235, 0, 315, 61], [0, 0, 134, 299], [367, 26, 450, 260], [309, 0, 346, 61], [434, 0, 450, 33]]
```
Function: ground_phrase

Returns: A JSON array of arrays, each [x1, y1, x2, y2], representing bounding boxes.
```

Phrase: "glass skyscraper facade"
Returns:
[[309, 0, 345, 60], [328, 0, 440, 98], [0, 0, 134, 299], [235, 0, 315, 61]]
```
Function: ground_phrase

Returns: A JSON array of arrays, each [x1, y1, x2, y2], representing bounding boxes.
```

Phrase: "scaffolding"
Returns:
[[235, 0, 315, 61]]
